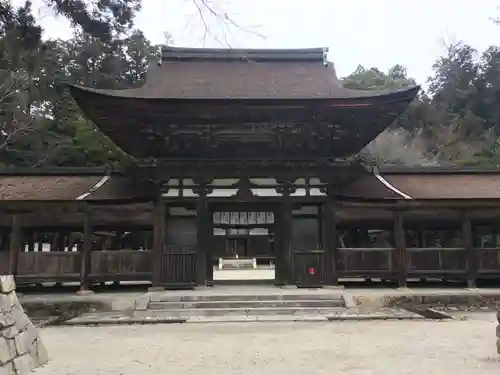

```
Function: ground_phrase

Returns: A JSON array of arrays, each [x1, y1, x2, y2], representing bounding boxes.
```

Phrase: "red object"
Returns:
[[309, 267, 315, 275]]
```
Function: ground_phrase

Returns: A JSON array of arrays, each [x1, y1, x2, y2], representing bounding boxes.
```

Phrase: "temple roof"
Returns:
[[0, 169, 151, 202], [70, 46, 419, 100], [343, 167, 500, 200]]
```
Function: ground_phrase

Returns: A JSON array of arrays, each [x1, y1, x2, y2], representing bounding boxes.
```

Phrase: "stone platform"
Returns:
[[15, 285, 500, 327], [60, 287, 427, 325], [0, 276, 48, 375]]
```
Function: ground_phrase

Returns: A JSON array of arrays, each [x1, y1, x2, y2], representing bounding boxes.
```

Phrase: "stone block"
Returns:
[[0, 338, 13, 365], [0, 282, 50, 373], [1, 326, 18, 340], [13, 332, 30, 356], [23, 326, 38, 349], [29, 339, 48, 367], [13, 354, 34, 374], [0, 361, 13, 375], [0, 293, 18, 316], [0, 277, 15, 294], [12, 315, 30, 333], [5, 340, 15, 361], [0, 295, 12, 316], [0, 313, 15, 330]]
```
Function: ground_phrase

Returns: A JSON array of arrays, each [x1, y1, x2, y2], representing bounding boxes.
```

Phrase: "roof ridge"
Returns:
[[161, 46, 329, 63]]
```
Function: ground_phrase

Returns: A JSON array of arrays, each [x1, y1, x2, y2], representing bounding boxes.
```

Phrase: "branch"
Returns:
[[0, 126, 36, 151], [32, 144, 62, 167], [191, 0, 264, 46], [0, 71, 38, 153]]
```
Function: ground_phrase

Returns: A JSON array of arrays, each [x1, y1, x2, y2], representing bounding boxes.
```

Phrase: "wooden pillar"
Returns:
[[8, 215, 21, 275], [78, 212, 93, 293], [196, 197, 211, 286], [116, 230, 124, 250], [151, 196, 166, 288], [394, 212, 407, 288], [275, 184, 293, 285], [27, 230, 34, 252], [283, 199, 293, 284], [462, 211, 476, 288], [323, 200, 338, 285]]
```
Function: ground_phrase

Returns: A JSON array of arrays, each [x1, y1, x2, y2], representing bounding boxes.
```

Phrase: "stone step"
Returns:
[[149, 293, 345, 303], [61, 307, 425, 326], [134, 306, 347, 318], [148, 299, 345, 310]]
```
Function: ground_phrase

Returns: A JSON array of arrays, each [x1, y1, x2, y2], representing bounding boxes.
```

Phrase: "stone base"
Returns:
[[76, 289, 95, 296], [323, 285, 345, 290], [147, 286, 166, 293], [396, 287, 412, 291], [0, 275, 49, 374], [279, 285, 297, 289]]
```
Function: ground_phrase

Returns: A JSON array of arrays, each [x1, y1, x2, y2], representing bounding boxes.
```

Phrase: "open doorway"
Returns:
[[211, 210, 276, 283]]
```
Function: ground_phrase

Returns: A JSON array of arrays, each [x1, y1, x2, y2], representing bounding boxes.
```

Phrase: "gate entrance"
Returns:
[[211, 206, 277, 283]]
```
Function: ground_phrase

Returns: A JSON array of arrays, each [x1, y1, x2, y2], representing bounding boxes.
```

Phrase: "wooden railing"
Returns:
[[5, 245, 500, 286], [11, 250, 153, 284], [337, 247, 395, 278], [15, 252, 80, 282], [476, 247, 500, 277], [89, 250, 152, 282], [406, 247, 466, 277]]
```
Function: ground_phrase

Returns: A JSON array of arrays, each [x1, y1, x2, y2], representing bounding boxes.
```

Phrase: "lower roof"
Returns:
[[0, 167, 498, 202], [0, 171, 151, 202]]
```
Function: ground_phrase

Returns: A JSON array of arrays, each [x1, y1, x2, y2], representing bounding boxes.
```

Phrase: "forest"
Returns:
[[1, 0, 500, 169]]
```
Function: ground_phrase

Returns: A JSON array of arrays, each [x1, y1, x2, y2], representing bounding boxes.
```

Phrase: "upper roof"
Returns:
[[70, 46, 419, 100]]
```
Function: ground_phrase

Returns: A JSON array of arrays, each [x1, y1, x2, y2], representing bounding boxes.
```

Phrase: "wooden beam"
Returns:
[[8, 215, 21, 275], [151, 196, 166, 287], [196, 197, 211, 286], [462, 211, 476, 288], [78, 212, 93, 293], [276, 185, 293, 285], [393, 212, 407, 288], [323, 200, 338, 285]]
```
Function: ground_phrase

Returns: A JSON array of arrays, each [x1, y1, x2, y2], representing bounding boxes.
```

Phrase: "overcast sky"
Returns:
[[20, 0, 500, 84]]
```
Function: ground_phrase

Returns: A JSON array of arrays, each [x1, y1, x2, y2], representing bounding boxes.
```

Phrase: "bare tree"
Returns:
[[0, 70, 39, 151], [189, 0, 263, 45]]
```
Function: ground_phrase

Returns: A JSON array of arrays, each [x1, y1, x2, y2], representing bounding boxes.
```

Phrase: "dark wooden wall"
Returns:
[[2, 200, 500, 290]]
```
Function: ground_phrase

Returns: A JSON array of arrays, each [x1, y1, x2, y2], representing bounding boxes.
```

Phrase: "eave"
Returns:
[[70, 85, 420, 160]]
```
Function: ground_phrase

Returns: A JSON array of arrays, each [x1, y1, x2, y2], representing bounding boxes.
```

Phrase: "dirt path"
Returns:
[[34, 315, 499, 375]]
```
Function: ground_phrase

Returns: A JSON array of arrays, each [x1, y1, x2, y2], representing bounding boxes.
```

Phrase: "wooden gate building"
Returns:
[[2, 47, 500, 290]]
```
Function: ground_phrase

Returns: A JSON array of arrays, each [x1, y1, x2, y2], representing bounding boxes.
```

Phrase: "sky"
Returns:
[[18, 0, 500, 84]]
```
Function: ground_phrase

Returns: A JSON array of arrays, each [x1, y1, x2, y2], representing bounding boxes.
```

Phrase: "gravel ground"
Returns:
[[33, 315, 500, 375]]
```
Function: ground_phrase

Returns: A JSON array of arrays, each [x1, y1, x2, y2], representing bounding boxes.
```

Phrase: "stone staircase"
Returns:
[[133, 292, 347, 321], [55, 288, 428, 326]]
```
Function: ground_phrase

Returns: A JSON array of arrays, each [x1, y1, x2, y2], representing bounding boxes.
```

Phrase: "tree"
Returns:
[[341, 64, 416, 91], [45, 0, 141, 41]]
